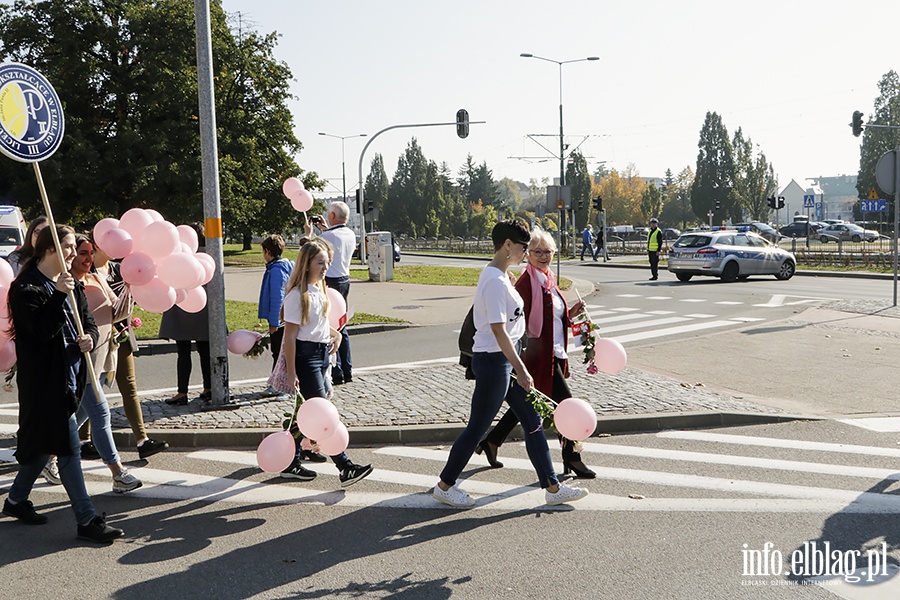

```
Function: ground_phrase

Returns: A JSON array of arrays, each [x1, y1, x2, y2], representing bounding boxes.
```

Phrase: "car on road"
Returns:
[[778, 221, 822, 238], [815, 223, 880, 243], [667, 229, 796, 282], [662, 228, 681, 241], [732, 222, 781, 243]]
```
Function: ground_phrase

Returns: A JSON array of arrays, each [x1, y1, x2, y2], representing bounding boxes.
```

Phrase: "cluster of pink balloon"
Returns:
[[0, 260, 17, 371], [283, 177, 314, 213], [595, 338, 627, 374], [92, 209, 214, 314], [256, 397, 349, 472], [225, 288, 347, 356], [553, 398, 598, 441]]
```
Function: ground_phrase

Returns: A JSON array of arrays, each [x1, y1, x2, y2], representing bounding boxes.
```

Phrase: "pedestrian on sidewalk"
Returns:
[[479, 228, 596, 478], [161, 222, 211, 405], [307, 202, 355, 386], [580, 225, 596, 261], [433, 220, 588, 508], [258, 234, 295, 395], [90, 234, 168, 460], [278, 240, 372, 487], [647, 217, 666, 281], [70, 235, 142, 494], [3, 225, 125, 543]]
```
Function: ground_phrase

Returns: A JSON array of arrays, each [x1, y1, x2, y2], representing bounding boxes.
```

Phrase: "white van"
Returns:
[[0, 206, 27, 259]]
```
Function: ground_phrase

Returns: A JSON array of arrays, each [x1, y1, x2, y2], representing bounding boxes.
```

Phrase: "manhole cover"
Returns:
[[392, 305, 423, 310]]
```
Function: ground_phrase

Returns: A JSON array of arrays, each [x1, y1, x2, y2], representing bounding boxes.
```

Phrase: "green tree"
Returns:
[[858, 70, 900, 217], [0, 0, 318, 242], [659, 166, 695, 230], [495, 178, 523, 213], [364, 153, 389, 228], [640, 183, 663, 222], [691, 111, 736, 223], [565, 149, 592, 229]]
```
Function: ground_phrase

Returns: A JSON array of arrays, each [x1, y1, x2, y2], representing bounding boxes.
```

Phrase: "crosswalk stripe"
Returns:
[[658, 431, 900, 458], [600, 316, 691, 334], [590, 313, 649, 325], [0, 424, 16, 434], [610, 320, 737, 344], [580, 442, 900, 480]]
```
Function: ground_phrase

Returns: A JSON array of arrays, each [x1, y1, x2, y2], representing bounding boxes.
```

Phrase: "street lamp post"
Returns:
[[318, 131, 367, 216], [520, 52, 598, 263]]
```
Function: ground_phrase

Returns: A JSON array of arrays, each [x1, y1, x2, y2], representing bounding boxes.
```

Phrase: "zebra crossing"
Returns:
[[3, 424, 898, 515]]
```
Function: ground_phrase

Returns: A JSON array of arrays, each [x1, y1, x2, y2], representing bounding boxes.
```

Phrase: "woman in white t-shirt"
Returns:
[[278, 239, 373, 488], [433, 220, 588, 508]]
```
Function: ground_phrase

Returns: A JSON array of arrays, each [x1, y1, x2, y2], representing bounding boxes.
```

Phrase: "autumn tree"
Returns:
[[691, 111, 737, 222]]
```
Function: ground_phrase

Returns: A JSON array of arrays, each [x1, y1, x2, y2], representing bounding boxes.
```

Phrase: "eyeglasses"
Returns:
[[531, 249, 554, 257]]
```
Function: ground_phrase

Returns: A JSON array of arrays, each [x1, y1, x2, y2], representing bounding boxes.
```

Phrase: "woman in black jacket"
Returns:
[[2, 225, 124, 543]]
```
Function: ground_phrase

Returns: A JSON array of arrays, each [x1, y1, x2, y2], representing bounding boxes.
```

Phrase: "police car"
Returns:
[[667, 228, 796, 282]]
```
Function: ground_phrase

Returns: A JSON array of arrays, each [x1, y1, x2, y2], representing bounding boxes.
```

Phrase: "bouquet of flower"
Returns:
[[243, 331, 271, 359], [572, 314, 600, 375], [114, 317, 143, 345]]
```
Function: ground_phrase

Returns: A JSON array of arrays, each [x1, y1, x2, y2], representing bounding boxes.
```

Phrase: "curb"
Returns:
[[112, 410, 817, 449]]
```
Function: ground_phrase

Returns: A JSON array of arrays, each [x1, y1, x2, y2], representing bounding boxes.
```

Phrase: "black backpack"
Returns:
[[458, 306, 476, 380]]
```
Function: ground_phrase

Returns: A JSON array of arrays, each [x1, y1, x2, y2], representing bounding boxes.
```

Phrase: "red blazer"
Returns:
[[514, 268, 570, 397]]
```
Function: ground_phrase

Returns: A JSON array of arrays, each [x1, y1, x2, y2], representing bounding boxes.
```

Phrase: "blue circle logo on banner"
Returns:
[[0, 62, 65, 163]]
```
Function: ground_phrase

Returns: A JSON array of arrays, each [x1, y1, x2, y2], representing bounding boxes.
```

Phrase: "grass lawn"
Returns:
[[350, 265, 572, 290]]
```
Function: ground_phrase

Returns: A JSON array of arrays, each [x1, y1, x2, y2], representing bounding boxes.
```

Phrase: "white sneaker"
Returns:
[[42, 456, 62, 485], [545, 484, 589, 506], [112, 467, 143, 494], [432, 484, 475, 507]]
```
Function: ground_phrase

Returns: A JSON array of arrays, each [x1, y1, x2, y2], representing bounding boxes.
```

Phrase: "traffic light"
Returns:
[[714, 200, 721, 211], [767, 196, 776, 209], [456, 108, 469, 139], [355, 189, 362, 213], [367, 196, 374, 213], [851, 110, 864, 137], [777, 196, 785, 209], [592, 196, 603, 212], [578, 198, 584, 210]]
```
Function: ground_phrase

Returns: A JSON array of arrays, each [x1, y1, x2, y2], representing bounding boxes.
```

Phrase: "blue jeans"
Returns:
[[8, 414, 96, 525], [325, 276, 352, 382], [293, 340, 350, 471], [75, 373, 121, 465], [440, 351, 559, 489]]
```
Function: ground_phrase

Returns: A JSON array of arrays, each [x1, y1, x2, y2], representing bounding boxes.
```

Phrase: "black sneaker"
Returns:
[[339, 463, 373, 488], [138, 438, 169, 460], [80, 441, 101, 461], [280, 460, 317, 481], [77, 514, 124, 544], [300, 449, 328, 463], [2, 499, 48, 525]]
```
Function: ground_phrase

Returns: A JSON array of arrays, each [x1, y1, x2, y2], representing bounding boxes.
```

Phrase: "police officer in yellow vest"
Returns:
[[647, 217, 665, 281]]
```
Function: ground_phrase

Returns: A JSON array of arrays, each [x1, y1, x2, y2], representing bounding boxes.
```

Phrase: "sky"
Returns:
[[219, 0, 898, 197]]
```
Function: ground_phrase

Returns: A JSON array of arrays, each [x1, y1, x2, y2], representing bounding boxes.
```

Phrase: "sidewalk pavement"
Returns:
[[5, 260, 899, 452]]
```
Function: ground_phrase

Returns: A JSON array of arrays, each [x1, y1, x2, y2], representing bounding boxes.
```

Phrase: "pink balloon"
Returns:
[[92, 218, 119, 246], [119, 252, 157, 286], [100, 228, 134, 259], [195, 252, 215, 285], [553, 398, 597, 441], [0, 338, 15, 371], [157, 252, 204, 290], [326, 287, 347, 330], [119, 208, 154, 249], [177, 286, 207, 313], [145, 209, 165, 222], [173, 288, 188, 304], [282, 177, 304, 199], [0, 259, 13, 288], [0, 316, 11, 340], [142, 220, 180, 259], [296, 397, 341, 441], [227, 329, 261, 354], [595, 338, 627, 374], [131, 277, 176, 313], [256, 430, 296, 473], [316, 422, 349, 455], [0, 285, 7, 321], [177, 225, 199, 253], [290, 188, 314, 213], [178, 242, 192, 254]]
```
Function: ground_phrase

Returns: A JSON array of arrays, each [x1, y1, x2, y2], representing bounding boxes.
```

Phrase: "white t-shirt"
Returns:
[[320, 224, 356, 278], [472, 266, 525, 353], [283, 285, 331, 343]]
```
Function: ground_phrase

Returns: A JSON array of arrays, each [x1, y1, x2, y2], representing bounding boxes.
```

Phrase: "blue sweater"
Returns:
[[258, 257, 294, 327]]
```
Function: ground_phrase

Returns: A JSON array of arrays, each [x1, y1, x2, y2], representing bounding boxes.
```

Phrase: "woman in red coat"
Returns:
[[479, 227, 596, 478]]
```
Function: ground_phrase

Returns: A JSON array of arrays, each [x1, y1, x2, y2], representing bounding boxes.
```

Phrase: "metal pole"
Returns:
[[894, 147, 899, 306], [341, 139, 347, 206], [194, 0, 229, 405]]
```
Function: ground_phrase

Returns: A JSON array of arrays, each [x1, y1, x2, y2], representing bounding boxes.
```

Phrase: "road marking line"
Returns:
[[609, 307, 641, 312], [838, 416, 900, 433], [679, 298, 707, 303], [645, 310, 676, 315], [658, 430, 900, 458], [715, 301, 743, 305], [616, 294, 641, 298], [684, 313, 715, 318], [610, 320, 737, 344], [0, 424, 16, 434], [601, 316, 691, 334], [646, 296, 673, 300], [591, 313, 652, 325], [728, 317, 765, 322]]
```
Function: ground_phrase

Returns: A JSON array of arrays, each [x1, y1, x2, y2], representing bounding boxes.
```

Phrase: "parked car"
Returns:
[[667, 229, 796, 282], [0, 205, 26, 259], [732, 222, 781, 243], [816, 223, 879, 243], [778, 221, 822, 238], [662, 228, 681, 241]]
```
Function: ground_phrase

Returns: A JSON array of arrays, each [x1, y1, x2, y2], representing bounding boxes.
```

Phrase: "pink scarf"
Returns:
[[525, 263, 558, 338]]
